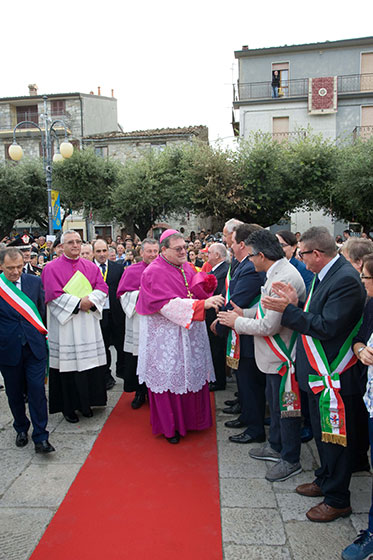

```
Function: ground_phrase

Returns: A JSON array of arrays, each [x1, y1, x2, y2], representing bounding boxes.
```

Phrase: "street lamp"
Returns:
[[8, 95, 74, 235]]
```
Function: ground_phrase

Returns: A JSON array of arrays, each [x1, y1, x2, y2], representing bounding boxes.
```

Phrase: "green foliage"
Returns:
[[0, 159, 47, 239], [111, 147, 192, 238], [52, 148, 121, 220]]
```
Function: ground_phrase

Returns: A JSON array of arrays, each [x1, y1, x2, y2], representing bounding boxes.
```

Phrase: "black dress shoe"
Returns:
[[35, 440, 55, 453], [16, 432, 28, 447], [131, 392, 146, 409], [64, 412, 79, 423], [224, 398, 239, 407], [106, 378, 116, 390], [166, 431, 180, 444], [81, 408, 93, 418], [209, 383, 226, 392], [224, 418, 247, 429], [223, 403, 242, 415], [229, 432, 266, 444]]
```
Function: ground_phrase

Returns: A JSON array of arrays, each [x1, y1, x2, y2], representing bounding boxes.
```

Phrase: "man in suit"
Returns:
[[206, 243, 230, 391], [212, 224, 265, 443], [218, 230, 306, 481], [262, 226, 366, 522], [0, 248, 54, 453], [93, 239, 126, 390]]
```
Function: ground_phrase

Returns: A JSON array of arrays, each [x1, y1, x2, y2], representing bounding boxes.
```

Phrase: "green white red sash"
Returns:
[[0, 273, 49, 377], [256, 300, 300, 417], [303, 275, 362, 446], [225, 264, 260, 369]]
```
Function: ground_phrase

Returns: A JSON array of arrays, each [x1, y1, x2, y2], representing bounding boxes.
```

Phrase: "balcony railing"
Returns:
[[234, 73, 373, 101], [353, 125, 373, 140]]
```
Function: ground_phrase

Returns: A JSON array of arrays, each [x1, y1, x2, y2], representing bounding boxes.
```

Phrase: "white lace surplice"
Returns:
[[137, 298, 215, 394]]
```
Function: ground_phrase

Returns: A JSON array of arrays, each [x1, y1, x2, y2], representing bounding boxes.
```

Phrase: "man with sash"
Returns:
[[262, 226, 366, 522], [136, 229, 223, 444], [218, 230, 306, 481], [93, 239, 125, 390], [0, 248, 54, 453], [212, 223, 265, 444], [206, 243, 230, 392], [42, 230, 108, 423], [117, 237, 159, 408]]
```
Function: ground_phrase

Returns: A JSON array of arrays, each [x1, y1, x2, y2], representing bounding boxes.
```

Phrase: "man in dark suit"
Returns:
[[93, 239, 126, 389], [212, 224, 265, 443], [262, 226, 366, 522], [0, 248, 54, 453], [206, 243, 230, 391]]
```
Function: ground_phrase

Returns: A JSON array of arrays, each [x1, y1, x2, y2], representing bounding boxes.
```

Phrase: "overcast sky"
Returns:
[[2, 0, 371, 144]]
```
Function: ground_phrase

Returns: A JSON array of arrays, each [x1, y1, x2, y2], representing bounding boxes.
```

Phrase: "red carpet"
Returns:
[[30, 393, 223, 560]]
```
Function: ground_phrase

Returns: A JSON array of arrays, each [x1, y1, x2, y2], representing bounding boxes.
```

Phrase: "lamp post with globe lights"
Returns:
[[8, 95, 74, 235]]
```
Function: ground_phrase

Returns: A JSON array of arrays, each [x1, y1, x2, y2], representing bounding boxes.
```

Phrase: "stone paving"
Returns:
[[0, 373, 370, 560]]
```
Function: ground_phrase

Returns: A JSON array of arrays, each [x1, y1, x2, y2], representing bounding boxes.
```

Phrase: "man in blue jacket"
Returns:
[[0, 248, 54, 453]]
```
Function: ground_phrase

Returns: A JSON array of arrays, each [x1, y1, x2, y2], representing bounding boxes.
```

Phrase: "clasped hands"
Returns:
[[80, 296, 95, 312]]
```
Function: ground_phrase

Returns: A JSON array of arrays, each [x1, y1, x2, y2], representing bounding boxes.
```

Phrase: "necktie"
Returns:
[[100, 263, 106, 276], [313, 274, 320, 289]]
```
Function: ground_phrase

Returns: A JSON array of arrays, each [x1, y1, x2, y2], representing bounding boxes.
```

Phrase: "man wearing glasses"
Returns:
[[262, 226, 366, 523], [136, 229, 224, 444], [42, 230, 109, 424]]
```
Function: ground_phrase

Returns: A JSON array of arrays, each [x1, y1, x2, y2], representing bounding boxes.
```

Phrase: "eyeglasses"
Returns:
[[360, 273, 373, 279], [279, 242, 289, 247], [247, 252, 259, 258], [298, 249, 325, 259], [168, 245, 188, 254]]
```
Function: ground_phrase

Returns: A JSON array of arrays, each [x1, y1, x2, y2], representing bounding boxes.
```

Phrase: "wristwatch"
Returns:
[[357, 346, 366, 357]]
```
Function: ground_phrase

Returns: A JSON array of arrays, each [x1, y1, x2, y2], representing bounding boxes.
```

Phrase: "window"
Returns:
[[16, 105, 38, 126], [95, 146, 108, 158], [272, 63, 289, 97], [361, 106, 373, 139], [361, 53, 373, 92], [273, 117, 289, 141], [51, 100, 66, 116]]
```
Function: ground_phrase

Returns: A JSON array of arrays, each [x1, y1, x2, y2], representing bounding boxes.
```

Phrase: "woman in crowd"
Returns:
[[342, 253, 373, 560], [276, 230, 314, 291]]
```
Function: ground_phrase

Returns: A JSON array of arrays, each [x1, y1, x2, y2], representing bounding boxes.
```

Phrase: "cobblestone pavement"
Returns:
[[0, 373, 370, 560]]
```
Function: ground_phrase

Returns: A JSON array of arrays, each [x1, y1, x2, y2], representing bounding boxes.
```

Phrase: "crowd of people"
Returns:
[[1, 222, 373, 560]]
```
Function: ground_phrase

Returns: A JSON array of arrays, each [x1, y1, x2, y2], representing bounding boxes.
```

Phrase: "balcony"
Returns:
[[353, 125, 373, 140], [234, 73, 373, 102]]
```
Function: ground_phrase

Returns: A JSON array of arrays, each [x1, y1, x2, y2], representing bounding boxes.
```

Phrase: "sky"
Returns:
[[2, 0, 372, 146]]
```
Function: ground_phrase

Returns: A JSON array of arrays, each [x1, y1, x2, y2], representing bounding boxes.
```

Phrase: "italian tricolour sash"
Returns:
[[256, 300, 300, 417], [303, 275, 362, 446], [225, 266, 260, 368], [0, 273, 49, 377]]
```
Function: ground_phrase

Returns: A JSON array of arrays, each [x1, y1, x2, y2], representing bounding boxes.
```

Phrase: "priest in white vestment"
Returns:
[[41, 230, 108, 423]]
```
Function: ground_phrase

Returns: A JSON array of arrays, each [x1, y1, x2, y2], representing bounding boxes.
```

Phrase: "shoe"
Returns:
[[64, 412, 79, 423], [249, 442, 281, 462], [16, 432, 28, 447], [81, 408, 93, 418], [265, 459, 302, 482], [209, 382, 225, 392], [131, 392, 146, 410], [306, 501, 352, 522], [301, 425, 313, 443], [166, 432, 180, 444], [341, 529, 373, 560], [0, 384, 4, 390], [35, 440, 55, 453], [225, 418, 247, 429], [296, 481, 324, 497], [106, 378, 116, 390], [229, 432, 266, 444], [224, 398, 239, 406], [222, 403, 242, 415]]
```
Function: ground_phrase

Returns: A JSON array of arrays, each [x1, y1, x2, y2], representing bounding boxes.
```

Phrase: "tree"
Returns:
[[320, 138, 373, 232], [111, 147, 192, 239], [52, 149, 121, 225], [0, 159, 47, 239]]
